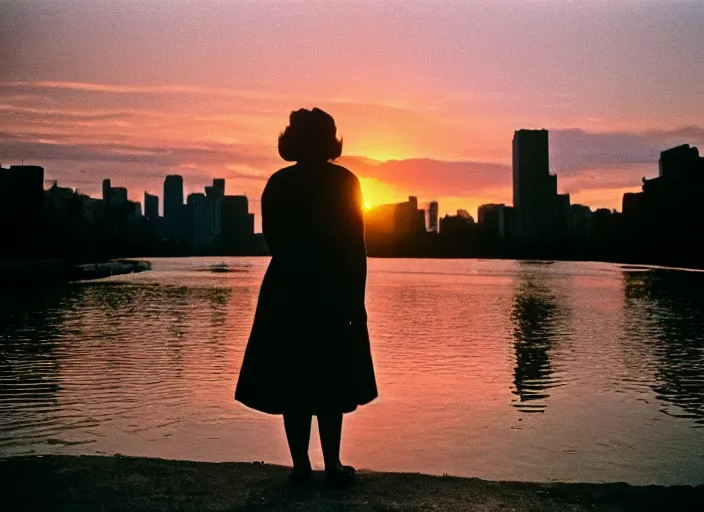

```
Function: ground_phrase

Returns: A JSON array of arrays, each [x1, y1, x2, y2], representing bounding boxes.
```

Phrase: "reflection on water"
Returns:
[[623, 270, 704, 427], [1, 258, 703, 485], [510, 266, 566, 412], [0, 278, 248, 454]]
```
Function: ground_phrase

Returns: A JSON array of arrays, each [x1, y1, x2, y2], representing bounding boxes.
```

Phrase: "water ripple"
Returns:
[[0, 258, 703, 484]]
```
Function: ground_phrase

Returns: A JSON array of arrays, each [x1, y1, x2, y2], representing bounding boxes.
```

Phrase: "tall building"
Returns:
[[102, 179, 128, 208], [163, 175, 184, 240], [144, 192, 159, 220], [513, 129, 549, 210], [222, 195, 248, 216], [512, 129, 565, 241], [187, 192, 211, 248], [0, 165, 46, 257], [569, 204, 593, 238], [212, 178, 225, 197], [478, 203, 508, 239], [427, 201, 439, 233], [364, 196, 426, 238], [102, 179, 111, 203], [659, 144, 704, 179], [205, 178, 226, 239], [222, 195, 254, 253], [363, 196, 427, 255], [623, 144, 704, 265], [110, 187, 128, 205]]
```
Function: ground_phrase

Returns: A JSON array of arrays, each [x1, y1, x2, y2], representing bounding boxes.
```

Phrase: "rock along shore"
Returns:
[[1, 455, 702, 511]]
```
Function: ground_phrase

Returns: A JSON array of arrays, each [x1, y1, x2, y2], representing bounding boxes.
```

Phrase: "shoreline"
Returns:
[[2, 455, 702, 511], [110, 254, 704, 273], [2, 256, 703, 286], [0, 258, 151, 285]]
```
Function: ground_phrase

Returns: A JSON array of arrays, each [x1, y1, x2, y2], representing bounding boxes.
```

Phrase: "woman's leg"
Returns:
[[283, 412, 312, 471], [318, 412, 356, 486], [317, 412, 343, 472]]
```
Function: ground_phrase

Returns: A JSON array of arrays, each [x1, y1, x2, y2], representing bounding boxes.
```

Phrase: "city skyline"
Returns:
[[2, 134, 703, 267], [2, 1, 703, 226], [9, 127, 691, 235]]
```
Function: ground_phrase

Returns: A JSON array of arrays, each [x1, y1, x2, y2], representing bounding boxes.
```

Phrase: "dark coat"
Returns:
[[235, 162, 378, 414]]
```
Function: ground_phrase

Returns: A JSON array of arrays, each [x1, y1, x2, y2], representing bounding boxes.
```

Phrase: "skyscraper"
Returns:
[[144, 192, 159, 220], [205, 178, 225, 239], [186, 192, 211, 248], [102, 178, 111, 204], [212, 178, 225, 197], [0, 165, 45, 257], [163, 175, 184, 239], [512, 129, 564, 241], [659, 144, 703, 179], [222, 195, 254, 253], [513, 129, 549, 210], [428, 201, 439, 233]]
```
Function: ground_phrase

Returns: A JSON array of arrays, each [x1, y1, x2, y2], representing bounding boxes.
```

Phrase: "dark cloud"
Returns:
[[649, 125, 704, 142], [558, 164, 650, 196], [550, 126, 704, 173]]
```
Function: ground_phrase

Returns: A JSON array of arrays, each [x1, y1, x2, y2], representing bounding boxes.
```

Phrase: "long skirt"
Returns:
[[235, 266, 378, 414]]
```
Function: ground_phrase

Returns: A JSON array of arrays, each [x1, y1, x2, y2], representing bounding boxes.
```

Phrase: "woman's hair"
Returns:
[[278, 108, 343, 162]]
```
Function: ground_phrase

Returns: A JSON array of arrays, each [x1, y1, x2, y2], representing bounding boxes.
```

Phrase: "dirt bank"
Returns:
[[1, 455, 701, 511]]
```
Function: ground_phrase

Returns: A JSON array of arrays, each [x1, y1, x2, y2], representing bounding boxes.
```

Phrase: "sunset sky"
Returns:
[[2, 0, 703, 229]]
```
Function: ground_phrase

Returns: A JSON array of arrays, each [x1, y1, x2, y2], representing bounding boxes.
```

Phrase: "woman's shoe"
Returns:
[[325, 465, 356, 489], [289, 466, 313, 486]]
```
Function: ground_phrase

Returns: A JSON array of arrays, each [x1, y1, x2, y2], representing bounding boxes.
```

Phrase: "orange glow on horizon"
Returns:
[[2, 0, 702, 233], [359, 177, 408, 210]]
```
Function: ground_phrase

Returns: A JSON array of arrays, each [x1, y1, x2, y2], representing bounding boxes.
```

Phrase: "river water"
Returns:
[[1, 257, 703, 485]]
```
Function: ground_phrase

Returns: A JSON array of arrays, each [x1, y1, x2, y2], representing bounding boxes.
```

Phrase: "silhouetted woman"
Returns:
[[235, 108, 377, 487]]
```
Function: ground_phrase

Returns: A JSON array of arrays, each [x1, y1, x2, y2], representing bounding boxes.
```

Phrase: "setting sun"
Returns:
[[358, 177, 408, 212]]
